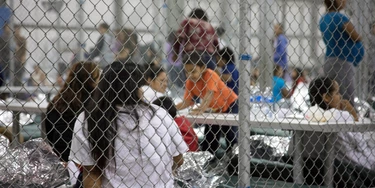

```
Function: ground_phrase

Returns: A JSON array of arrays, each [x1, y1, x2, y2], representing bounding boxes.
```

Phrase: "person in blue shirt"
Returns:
[[319, 0, 364, 106], [273, 65, 293, 103], [217, 47, 239, 95], [273, 23, 289, 80]]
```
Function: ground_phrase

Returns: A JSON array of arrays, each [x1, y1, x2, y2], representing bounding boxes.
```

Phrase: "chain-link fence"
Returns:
[[0, 0, 375, 187]]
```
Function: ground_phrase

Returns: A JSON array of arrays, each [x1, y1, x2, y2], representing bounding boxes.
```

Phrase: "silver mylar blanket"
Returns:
[[0, 138, 69, 187]]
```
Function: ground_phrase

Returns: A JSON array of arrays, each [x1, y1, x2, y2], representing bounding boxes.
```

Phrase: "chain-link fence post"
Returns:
[[238, 0, 252, 187]]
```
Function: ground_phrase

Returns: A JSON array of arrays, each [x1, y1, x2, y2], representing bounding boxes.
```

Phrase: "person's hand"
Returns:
[[190, 108, 203, 115], [339, 99, 359, 121]]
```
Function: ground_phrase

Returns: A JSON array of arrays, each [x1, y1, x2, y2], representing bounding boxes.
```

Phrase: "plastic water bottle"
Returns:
[[251, 95, 265, 120]]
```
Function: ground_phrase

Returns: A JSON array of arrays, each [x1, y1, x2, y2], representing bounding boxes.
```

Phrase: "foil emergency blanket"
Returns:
[[249, 135, 291, 160], [174, 151, 228, 188], [0, 135, 9, 157], [0, 138, 69, 187]]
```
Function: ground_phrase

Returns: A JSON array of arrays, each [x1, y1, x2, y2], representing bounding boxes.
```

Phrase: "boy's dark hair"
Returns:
[[324, 0, 340, 11], [145, 63, 165, 80], [218, 47, 235, 64], [183, 51, 206, 67], [189, 8, 208, 22], [309, 77, 335, 110], [153, 96, 177, 118], [99, 22, 110, 30]]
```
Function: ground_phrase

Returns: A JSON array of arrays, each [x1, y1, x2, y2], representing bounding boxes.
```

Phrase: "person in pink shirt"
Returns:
[[173, 8, 219, 72]]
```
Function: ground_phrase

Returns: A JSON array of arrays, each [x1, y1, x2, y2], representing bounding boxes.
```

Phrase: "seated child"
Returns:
[[273, 65, 293, 102], [176, 51, 238, 163], [141, 63, 167, 103], [286, 77, 375, 187], [217, 47, 239, 95], [153, 96, 198, 152]]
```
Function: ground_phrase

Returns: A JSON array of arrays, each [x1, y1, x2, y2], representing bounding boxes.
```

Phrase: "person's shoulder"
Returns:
[[274, 76, 285, 84], [203, 69, 220, 80], [329, 12, 349, 21]]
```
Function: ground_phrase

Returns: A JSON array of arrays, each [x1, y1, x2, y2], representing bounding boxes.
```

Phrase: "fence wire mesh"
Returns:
[[0, 0, 375, 187]]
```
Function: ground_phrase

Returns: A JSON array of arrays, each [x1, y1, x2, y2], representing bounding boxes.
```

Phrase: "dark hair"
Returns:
[[48, 61, 99, 114], [99, 22, 110, 30], [189, 8, 208, 22], [152, 96, 177, 118], [309, 77, 335, 110], [216, 26, 225, 37], [86, 61, 149, 169], [294, 67, 304, 79], [145, 63, 165, 81], [183, 51, 206, 67], [218, 47, 235, 64], [273, 65, 283, 75], [324, 0, 341, 11]]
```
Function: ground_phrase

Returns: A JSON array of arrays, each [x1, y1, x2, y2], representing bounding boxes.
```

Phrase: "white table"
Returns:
[[185, 113, 375, 187], [0, 100, 48, 147]]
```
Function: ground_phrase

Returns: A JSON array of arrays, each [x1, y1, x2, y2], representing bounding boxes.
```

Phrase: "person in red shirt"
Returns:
[[173, 8, 219, 72], [153, 96, 199, 152], [176, 52, 238, 167]]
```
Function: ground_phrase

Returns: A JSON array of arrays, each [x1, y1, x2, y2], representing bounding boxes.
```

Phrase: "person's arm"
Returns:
[[339, 99, 359, 121], [88, 35, 104, 60], [190, 90, 214, 115], [220, 73, 232, 83], [82, 165, 102, 188], [343, 21, 362, 42], [281, 88, 293, 99], [176, 99, 194, 110], [172, 154, 184, 171]]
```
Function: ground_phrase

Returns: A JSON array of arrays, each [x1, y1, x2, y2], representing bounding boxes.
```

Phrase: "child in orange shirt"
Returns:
[[176, 51, 238, 165]]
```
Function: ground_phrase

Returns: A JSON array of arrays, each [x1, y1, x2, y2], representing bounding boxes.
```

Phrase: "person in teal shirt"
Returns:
[[319, 0, 364, 106], [273, 65, 293, 103]]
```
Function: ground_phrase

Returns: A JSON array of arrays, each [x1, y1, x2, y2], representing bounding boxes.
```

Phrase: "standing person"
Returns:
[[69, 62, 188, 187], [319, 0, 364, 106], [176, 52, 238, 166], [273, 23, 289, 80], [13, 24, 27, 87], [87, 22, 115, 69], [173, 8, 219, 72]]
